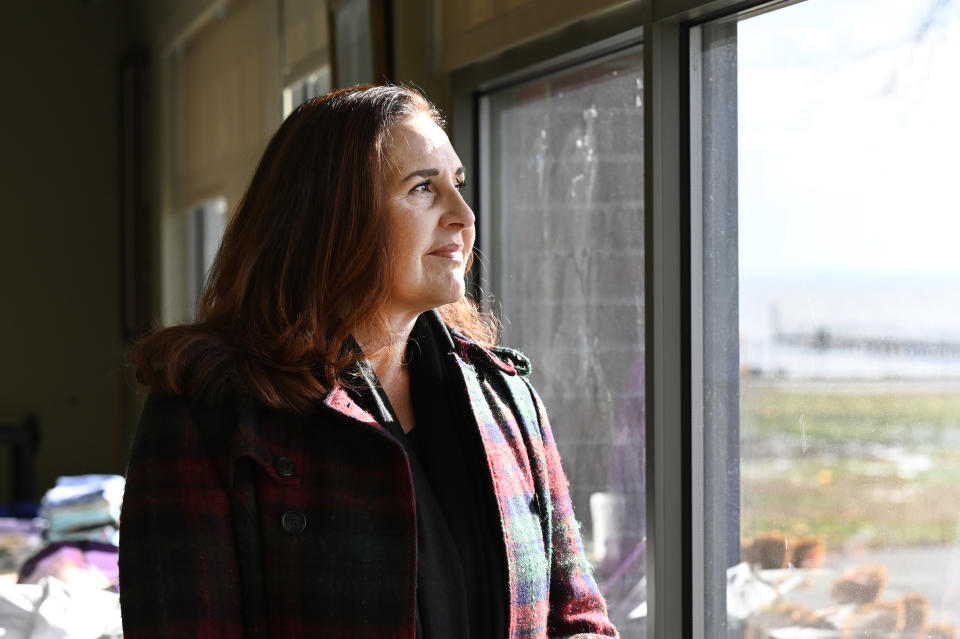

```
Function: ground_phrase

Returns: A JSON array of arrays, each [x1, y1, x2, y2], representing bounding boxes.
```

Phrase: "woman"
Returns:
[[119, 85, 618, 639]]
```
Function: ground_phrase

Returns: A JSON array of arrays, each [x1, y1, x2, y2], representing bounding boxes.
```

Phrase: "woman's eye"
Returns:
[[409, 179, 465, 195]]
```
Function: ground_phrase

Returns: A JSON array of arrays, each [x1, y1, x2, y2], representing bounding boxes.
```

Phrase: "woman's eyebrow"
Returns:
[[403, 168, 439, 181], [402, 167, 466, 181]]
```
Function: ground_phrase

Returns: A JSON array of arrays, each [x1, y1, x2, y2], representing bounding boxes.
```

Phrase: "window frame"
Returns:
[[647, 3, 789, 638], [452, 1, 796, 637]]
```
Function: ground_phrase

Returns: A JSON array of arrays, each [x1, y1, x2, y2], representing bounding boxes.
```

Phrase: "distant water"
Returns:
[[739, 273, 960, 379]]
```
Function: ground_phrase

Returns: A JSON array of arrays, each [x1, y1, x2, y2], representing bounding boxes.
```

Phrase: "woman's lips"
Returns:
[[427, 244, 464, 260]]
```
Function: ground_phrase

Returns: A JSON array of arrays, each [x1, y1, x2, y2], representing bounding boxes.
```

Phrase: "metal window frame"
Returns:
[[647, 4, 792, 638], [451, 1, 800, 637], [653, 3, 812, 638]]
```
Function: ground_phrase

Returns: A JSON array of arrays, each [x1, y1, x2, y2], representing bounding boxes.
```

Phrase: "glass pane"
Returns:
[[482, 47, 645, 635], [186, 196, 227, 318], [697, 1, 960, 637]]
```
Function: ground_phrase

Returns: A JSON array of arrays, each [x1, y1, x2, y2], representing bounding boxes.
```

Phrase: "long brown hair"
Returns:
[[129, 85, 496, 413]]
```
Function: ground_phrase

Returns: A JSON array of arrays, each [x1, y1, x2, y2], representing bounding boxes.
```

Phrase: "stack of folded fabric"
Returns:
[[0, 517, 45, 580], [39, 475, 125, 546]]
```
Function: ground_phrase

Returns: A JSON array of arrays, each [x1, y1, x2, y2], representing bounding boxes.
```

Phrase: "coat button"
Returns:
[[274, 456, 296, 477], [281, 510, 307, 534]]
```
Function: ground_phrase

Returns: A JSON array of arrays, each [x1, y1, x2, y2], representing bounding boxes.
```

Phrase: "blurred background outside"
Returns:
[[699, 0, 960, 636]]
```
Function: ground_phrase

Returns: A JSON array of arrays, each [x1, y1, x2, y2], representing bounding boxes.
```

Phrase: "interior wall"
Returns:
[[0, 1, 129, 501], [393, 0, 633, 124], [439, 0, 630, 69], [391, 0, 450, 114]]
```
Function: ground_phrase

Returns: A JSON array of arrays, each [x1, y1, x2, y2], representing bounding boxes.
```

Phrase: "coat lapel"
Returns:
[[321, 385, 382, 428], [450, 351, 552, 637]]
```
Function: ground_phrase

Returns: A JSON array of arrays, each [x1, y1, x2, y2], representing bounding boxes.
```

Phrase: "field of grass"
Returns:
[[739, 381, 960, 551]]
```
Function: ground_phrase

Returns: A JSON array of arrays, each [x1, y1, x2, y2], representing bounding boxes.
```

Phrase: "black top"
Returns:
[[347, 314, 508, 639]]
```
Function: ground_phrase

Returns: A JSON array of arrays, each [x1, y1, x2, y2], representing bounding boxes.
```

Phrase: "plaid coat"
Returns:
[[119, 322, 618, 639]]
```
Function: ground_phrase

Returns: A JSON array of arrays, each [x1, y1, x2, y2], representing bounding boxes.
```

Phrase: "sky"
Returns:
[[735, 0, 960, 277]]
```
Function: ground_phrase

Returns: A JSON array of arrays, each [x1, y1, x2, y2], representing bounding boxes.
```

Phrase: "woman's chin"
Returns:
[[429, 292, 464, 311], [425, 280, 466, 310]]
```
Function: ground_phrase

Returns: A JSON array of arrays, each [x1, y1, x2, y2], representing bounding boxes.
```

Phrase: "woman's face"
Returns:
[[381, 111, 475, 320]]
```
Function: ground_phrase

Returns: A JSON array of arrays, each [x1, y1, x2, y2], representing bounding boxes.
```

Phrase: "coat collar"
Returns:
[[217, 310, 528, 488], [321, 386, 380, 427], [432, 310, 529, 376], [316, 309, 524, 418]]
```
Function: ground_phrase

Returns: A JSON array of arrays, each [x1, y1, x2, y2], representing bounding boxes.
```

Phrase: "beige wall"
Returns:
[[439, 0, 631, 70], [391, 0, 450, 113], [0, 1, 129, 500], [393, 0, 633, 120]]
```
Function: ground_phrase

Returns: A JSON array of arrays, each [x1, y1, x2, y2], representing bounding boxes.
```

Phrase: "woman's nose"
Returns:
[[445, 193, 476, 229]]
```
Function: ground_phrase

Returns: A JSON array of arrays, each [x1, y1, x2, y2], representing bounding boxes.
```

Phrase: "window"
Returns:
[[185, 197, 227, 317], [161, 0, 280, 324], [283, 67, 332, 117], [694, 0, 960, 636], [478, 44, 646, 634]]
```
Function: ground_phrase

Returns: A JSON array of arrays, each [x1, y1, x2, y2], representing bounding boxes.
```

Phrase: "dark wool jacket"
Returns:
[[118, 315, 618, 639]]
